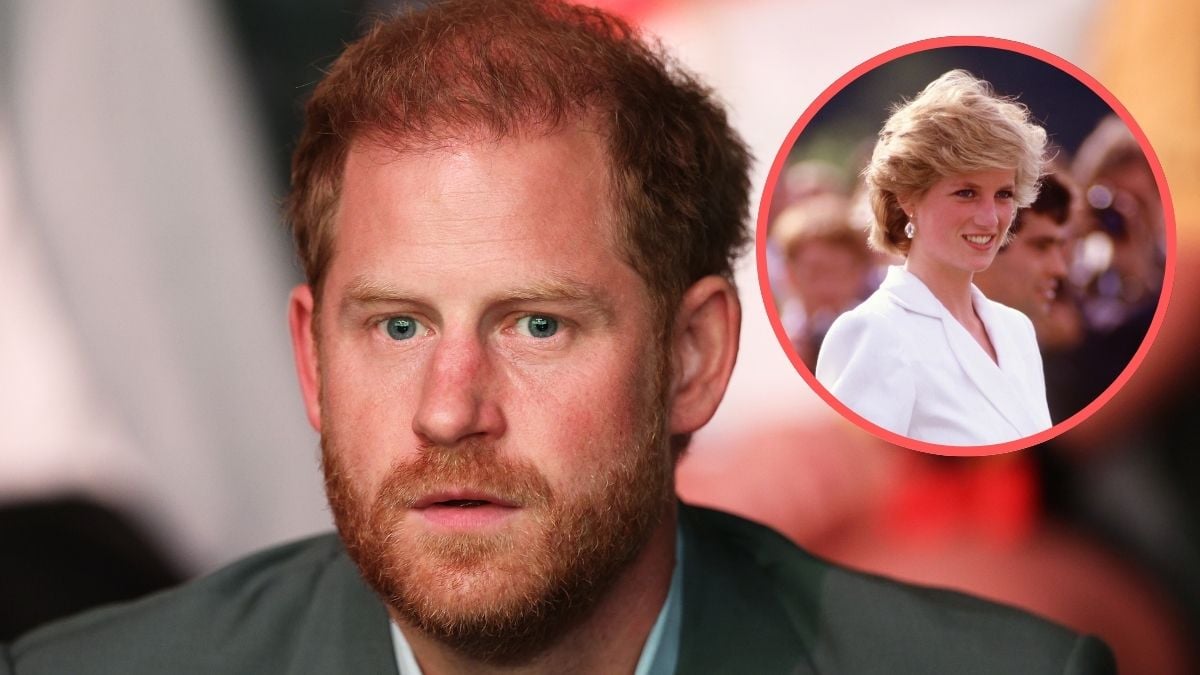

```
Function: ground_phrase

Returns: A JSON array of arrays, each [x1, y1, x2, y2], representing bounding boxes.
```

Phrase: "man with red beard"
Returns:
[[2, 2, 1115, 673]]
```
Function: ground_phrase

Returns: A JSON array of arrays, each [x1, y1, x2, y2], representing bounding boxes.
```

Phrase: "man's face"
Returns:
[[308, 126, 674, 660], [785, 240, 869, 318], [975, 211, 1069, 317]]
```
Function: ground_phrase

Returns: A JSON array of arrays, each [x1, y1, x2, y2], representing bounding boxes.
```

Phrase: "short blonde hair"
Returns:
[[864, 70, 1047, 255]]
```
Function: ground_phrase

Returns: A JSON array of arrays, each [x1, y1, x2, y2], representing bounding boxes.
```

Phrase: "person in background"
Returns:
[[974, 172, 1074, 323], [771, 193, 875, 368], [1035, 120, 1165, 423], [1070, 116, 1163, 338]]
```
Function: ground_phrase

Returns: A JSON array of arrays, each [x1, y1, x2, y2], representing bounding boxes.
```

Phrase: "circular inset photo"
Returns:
[[759, 37, 1174, 456]]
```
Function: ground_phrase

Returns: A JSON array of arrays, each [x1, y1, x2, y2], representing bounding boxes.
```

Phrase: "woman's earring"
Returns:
[[904, 220, 916, 239]]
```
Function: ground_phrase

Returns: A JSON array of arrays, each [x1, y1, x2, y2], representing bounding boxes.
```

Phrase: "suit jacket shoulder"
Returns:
[[3, 509, 1115, 674], [676, 505, 1115, 674], [4, 534, 397, 675]]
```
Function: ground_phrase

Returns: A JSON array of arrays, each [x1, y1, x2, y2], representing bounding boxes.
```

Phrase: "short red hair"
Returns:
[[286, 0, 751, 325]]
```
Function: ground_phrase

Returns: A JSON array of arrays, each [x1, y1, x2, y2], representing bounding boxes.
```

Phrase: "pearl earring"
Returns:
[[904, 220, 916, 239]]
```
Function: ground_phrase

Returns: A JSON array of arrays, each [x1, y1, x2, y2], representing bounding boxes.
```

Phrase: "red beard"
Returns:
[[321, 403, 673, 664]]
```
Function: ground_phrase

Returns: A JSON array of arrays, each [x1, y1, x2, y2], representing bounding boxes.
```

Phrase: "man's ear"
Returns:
[[288, 284, 322, 432], [668, 275, 741, 436]]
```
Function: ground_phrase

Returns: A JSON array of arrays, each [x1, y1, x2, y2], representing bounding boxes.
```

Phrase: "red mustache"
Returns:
[[374, 439, 554, 511]]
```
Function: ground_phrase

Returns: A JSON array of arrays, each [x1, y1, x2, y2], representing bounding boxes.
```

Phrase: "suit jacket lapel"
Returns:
[[675, 505, 819, 674], [289, 547, 399, 675]]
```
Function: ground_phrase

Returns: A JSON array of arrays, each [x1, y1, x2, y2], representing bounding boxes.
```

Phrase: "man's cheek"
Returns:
[[326, 372, 421, 473], [508, 366, 641, 460], [505, 353, 629, 409], [328, 337, 428, 401]]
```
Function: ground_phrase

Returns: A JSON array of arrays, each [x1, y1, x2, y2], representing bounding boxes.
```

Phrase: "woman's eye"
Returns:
[[955, 189, 976, 198], [996, 189, 1014, 200], [516, 315, 559, 338], [381, 316, 424, 341]]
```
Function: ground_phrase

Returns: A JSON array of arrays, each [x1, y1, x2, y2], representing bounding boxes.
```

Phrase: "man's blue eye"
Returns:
[[384, 316, 422, 341], [518, 315, 558, 338]]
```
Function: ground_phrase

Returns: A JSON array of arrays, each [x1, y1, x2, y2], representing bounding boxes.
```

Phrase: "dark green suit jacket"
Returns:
[[1, 505, 1115, 674]]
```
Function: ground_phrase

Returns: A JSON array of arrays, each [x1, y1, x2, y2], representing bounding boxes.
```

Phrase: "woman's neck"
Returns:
[[904, 257, 976, 324]]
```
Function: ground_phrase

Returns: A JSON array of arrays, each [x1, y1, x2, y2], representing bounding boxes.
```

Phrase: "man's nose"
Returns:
[[1048, 244, 1069, 279], [412, 333, 505, 447]]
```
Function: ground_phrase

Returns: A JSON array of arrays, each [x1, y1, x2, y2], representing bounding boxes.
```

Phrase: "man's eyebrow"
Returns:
[[342, 277, 425, 307], [494, 279, 617, 322], [338, 275, 618, 322], [335, 277, 434, 326], [1025, 235, 1065, 245]]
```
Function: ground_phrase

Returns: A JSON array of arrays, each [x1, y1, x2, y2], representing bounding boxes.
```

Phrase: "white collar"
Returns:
[[877, 265, 988, 321]]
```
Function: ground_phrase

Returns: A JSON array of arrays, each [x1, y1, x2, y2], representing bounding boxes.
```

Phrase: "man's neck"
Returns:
[[394, 506, 679, 675]]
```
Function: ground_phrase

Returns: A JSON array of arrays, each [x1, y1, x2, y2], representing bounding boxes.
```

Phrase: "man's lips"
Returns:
[[412, 490, 522, 530], [1040, 280, 1060, 303], [412, 490, 519, 509]]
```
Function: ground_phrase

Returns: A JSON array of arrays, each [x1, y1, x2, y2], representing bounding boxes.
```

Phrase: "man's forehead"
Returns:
[[321, 124, 649, 310], [1019, 212, 1069, 239], [339, 127, 606, 229], [345, 120, 612, 179]]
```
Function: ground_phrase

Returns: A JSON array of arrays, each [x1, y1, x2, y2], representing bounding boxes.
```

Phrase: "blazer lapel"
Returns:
[[938, 306, 1028, 436], [881, 268, 1029, 437], [970, 289, 1041, 433]]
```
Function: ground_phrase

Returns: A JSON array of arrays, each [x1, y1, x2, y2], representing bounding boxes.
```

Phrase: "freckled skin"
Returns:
[[321, 128, 659, 504], [291, 124, 684, 667]]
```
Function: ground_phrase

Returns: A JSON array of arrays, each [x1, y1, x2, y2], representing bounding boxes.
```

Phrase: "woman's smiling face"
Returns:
[[901, 168, 1018, 278]]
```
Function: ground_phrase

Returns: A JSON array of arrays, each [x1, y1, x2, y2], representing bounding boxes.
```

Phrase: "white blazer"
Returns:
[[815, 266, 1051, 446]]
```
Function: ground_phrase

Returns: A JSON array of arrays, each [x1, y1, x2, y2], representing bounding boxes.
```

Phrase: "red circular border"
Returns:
[[756, 35, 1177, 457]]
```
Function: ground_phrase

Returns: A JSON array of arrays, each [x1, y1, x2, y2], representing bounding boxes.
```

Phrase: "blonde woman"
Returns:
[[816, 70, 1052, 446]]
